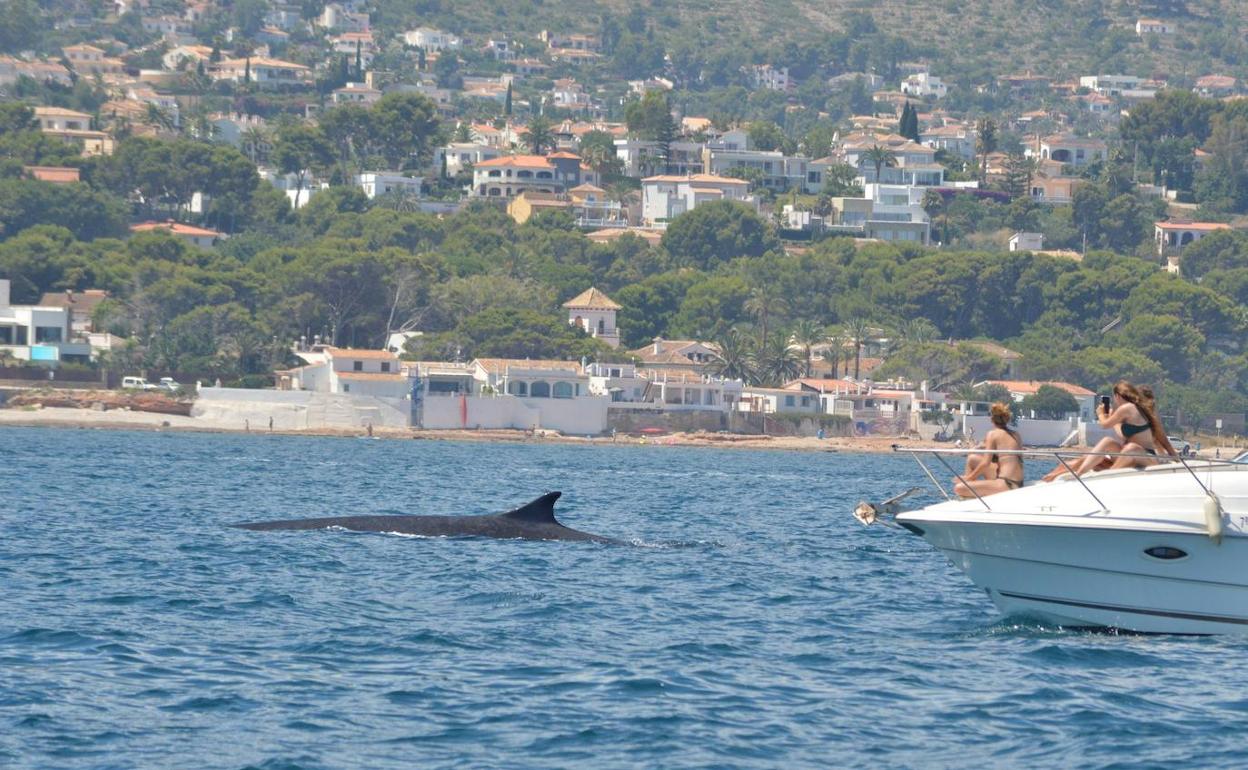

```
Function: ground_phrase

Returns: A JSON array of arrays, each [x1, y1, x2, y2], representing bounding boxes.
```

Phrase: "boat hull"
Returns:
[[909, 519, 1248, 634]]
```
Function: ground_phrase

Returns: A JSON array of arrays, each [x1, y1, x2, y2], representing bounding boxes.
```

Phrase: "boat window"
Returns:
[[1144, 546, 1187, 560]]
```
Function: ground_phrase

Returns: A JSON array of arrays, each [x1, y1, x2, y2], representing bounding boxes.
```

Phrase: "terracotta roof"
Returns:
[[585, 228, 663, 246], [24, 166, 80, 183], [475, 154, 555, 169], [562, 287, 621, 310], [326, 347, 399, 361], [641, 173, 748, 185], [784, 378, 860, 391], [216, 57, 309, 70], [568, 183, 605, 194], [38, 289, 108, 312], [1154, 221, 1231, 231], [546, 151, 581, 159], [474, 358, 583, 375], [34, 106, 93, 119], [130, 220, 223, 237], [336, 371, 406, 381], [984, 380, 1095, 397]]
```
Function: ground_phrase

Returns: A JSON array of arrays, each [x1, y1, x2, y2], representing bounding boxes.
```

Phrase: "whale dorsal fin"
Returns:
[[500, 492, 562, 524]]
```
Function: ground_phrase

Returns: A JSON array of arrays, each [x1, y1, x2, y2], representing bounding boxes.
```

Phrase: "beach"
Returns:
[[0, 405, 925, 453]]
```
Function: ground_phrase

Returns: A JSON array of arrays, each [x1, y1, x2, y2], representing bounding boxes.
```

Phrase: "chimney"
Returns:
[[0, 278, 9, 307], [652, 336, 663, 355], [66, 289, 74, 303]]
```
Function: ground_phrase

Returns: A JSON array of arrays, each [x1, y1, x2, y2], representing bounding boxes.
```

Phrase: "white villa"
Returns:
[[287, 347, 411, 398], [641, 173, 754, 227], [403, 27, 461, 51], [563, 287, 621, 348], [210, 57, 310, 87], [0, 279, 92, 365], [901, 73, 947, 99], [355, 172, 422, 199]]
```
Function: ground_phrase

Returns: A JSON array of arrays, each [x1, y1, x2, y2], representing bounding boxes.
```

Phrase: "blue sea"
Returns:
[[3, 426, 1248, 769]]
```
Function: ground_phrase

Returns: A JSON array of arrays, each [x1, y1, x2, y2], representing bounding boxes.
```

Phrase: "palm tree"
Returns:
[[789, 319, 826, 377], [744, 286, 789, 344], [522, 116, 555, 155], [894, 317, 938, 347], [240, 125, 271, 164], [842, 316, 873, 380], [823, 330, 848, 378], [863, 144, 896, 183], [709, 328, 755, 383], [975, 117, 997, 184], [753, 333, 803, 386], [145, 103, 176, 134]]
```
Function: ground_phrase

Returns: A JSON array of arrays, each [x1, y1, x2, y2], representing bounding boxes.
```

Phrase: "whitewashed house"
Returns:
[[0, 279, 91, 364], [563, 287, 620, 348]]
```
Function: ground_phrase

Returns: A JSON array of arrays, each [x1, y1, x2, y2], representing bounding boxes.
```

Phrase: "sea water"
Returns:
[[2, 426, 1246, 769]]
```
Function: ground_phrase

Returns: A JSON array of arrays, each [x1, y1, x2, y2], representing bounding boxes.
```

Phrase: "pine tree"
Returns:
[[504, 82, 512, 116], [355, 40, 362, 79], [243, 56, 251, 84]]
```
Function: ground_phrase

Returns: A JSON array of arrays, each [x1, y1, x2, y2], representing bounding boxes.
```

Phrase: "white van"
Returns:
[[122, 376, 157, 390]]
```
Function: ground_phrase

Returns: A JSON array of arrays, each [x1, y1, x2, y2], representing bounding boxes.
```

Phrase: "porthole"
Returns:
[[1144, 546, 1188, 560]]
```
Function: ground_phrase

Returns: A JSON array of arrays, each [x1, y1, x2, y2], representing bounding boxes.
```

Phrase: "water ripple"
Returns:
[[0, 427, 1243, 769]]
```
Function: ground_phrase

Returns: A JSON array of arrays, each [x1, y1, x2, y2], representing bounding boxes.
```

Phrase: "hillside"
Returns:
[[372, 0, 1248, 83]]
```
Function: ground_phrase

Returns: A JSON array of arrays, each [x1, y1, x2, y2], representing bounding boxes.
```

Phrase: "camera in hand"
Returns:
[[1101, 395, 1112, 413]]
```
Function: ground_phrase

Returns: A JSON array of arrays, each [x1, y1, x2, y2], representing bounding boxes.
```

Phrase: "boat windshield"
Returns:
[[1234, 450, 1248, 464]]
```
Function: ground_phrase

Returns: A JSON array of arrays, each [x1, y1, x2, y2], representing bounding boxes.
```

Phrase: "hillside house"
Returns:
[[901, 72, 947, 99], [130, 221, 227, 249], [211, 57, 309, 87], [1136, 18, 1174, 35], [640, 174, 755, 226], [403, 27, 460, 51], [0, 279, 91, 365]]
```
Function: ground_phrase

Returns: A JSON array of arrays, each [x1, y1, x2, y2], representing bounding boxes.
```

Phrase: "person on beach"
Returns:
[[954, 402, 1024, 498], [1042, 381, 1177, 481]]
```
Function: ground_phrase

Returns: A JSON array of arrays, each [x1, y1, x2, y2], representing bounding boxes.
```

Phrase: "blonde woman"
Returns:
[[954, 403, 1024, 498]]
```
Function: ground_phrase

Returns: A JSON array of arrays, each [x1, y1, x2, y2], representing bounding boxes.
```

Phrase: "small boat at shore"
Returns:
[[857, 448, 1248, 634]]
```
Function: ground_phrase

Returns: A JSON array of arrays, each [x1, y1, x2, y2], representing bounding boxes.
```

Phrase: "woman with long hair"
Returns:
[[954, 402, 1024, 498], [1046, 381, 1178, 480]]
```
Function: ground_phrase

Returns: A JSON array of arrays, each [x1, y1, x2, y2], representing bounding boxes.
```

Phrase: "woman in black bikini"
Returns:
[[954, 402, 1024, 499], [1048, 380, 1177, 479]]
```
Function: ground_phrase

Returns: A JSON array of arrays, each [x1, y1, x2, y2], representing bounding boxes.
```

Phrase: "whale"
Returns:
[[234, 492, 619, 544]]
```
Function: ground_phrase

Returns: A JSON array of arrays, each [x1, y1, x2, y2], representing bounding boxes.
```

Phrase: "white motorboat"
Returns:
[[858, 449, 1248, 634]]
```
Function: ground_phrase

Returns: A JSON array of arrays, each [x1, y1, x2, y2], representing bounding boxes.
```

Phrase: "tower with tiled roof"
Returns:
[[562, 287, 620, 348]]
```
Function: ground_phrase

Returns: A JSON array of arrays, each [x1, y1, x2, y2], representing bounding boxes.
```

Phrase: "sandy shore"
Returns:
[[0, 406, 923, 453]]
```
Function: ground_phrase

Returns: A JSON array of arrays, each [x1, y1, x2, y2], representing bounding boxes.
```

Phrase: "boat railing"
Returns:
[[891, 445, 1245, 514]]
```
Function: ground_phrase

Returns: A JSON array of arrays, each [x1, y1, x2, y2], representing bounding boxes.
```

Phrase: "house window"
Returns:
[[381, 362, 391, 372], [785, 395, 795, 407], [0, 326, 13, 344], [530, 381, 551, 398], [552, 382, 573, 399], [342, 383, 350, 392], [508, 380, 528, 396], [353, 360, 363, 371], [35, 326, 63, 343]]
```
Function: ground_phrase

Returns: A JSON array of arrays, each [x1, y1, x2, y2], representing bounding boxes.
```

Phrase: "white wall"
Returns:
[[420, 394, 608, 434], [193, 387, 409, 429]]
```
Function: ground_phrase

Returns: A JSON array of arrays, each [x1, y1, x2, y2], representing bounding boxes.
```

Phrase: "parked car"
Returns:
[[1169, 436, 1192, 456], [121, 376, 158, 391], [157, 377, 182, 392]]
